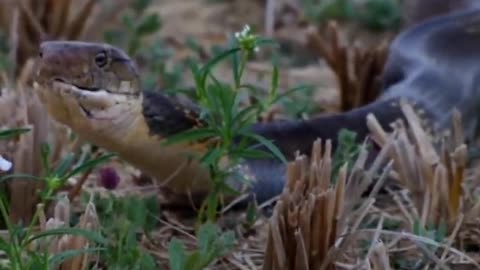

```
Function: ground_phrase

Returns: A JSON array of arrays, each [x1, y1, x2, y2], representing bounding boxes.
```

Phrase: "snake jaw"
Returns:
[[33, 78, 143, 148], [31, 41, 226, 198]]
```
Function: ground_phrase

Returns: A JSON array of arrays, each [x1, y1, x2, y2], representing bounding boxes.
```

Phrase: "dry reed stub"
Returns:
[[34, 193, 100, 270], [0, 0, 133, 78], [367, 101, 471, 231], [0, 60, 74, 224], [262, 137, 391, 270], [264, 101, 480, 269], [365, 102, 480, 268], [306, 21, 390, 111]]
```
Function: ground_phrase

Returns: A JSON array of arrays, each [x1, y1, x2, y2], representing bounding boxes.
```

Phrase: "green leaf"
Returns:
[[143, 196, 160, 232], [103, 30, 127, 46], [139, 253, 157, 269], [122, 14, 136, 30], [136, 14, 162, 36], [254, 38, 278, 48], [356, 0, 402, 31], [197, 222, 218, 253], [238, 83, 263, 96], [200, 148, 223, 167], [210, 76, 237, 131], [233, 105, 261, 128], [194, 223, 235, 266], [184, 252, 203, 270], [270, 84, 312, 104], [206, 194, 219, 221], [199, 48, 241, 88], [49, 247, 105, 268], [131, 0, 153, 14], [168, 238, 187, 270], [0, 174, 40, 183], [231, 46, 241, 87], [163, 128, 217, 146], [40, 143, 51, 174], [26, 227, 108, 246], [229, 148, 272, 160], [0, 127, 30, 140], [0, 236, 11, 252], [245, 200, 258, 227], [239, 132, 287, 164], [270, 65, 279, 102], [185, 36, 204, 56], [64, 153, 116, 179], [53, 153, 75, 178], [126, 197, 147, 228], [435, 220, 447, 242]]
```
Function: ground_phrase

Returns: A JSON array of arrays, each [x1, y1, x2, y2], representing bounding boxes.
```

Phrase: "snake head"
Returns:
[[35, 40, 141, 96], [33, 41, 145, 147]]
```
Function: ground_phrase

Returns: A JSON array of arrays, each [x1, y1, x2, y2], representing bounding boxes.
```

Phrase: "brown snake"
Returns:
[[33, 7, 480, 206]]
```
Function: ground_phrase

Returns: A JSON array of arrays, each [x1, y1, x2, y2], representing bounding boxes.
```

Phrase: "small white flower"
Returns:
[[241, 25, 251, 35], [235, 24, 253, 40], [0, 155, 12, 171], [234, 24, 260, 53]]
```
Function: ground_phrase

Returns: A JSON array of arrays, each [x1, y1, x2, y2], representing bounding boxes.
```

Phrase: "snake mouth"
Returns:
[[78, 102, 93, 118], [53, 78, 101, 92], [51, 77, 139, 97]]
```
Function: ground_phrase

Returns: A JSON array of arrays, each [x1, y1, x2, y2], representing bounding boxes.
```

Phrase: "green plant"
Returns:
[[138, 38, 187, 92], [0, 207, 106, 270], [356, 0, 402, 31], [102, 0, 193, 95], [0, 128, 109, 269], [168, 222, 235, 270], [39, 144, 116, 202], [0, 148, 113, 205], [91, 193, 159, 269], [164, 25, 307, 223], [412, 219, 447, 249], [331, 128, 365, 182], [0, 31, 9, 72], [301, 0, 355, 24], [0, 127, 31, 140], [1, 131, 116, 203], [300, 0, 403, 31], [103, 0, 162, 56]]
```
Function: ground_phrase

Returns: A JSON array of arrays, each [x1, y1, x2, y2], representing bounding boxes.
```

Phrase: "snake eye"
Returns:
[[95, 51, 108, 68]]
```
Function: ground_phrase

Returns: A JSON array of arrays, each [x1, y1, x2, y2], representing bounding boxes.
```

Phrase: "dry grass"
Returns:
[[0, 57, 112, 227], [0, 60, 70, 224], [258, 101, 480, 269], [35, 194, 100, 270], [261, 119, 391, 269], [0, 0, 139, 224], [0, 0, 133, 78], [306, 21, 391, 111]]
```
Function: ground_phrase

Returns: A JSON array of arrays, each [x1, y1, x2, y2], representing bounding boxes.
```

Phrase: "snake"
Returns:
[[32, 7, 480, 206]]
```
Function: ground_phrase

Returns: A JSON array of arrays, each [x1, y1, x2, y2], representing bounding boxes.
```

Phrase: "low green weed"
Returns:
[[301, 0, 402, 31], [168, 222, 235, 270], [0, 128, 111, 269], [163, 25, 309, 223], [90, 194, 160, 269]]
